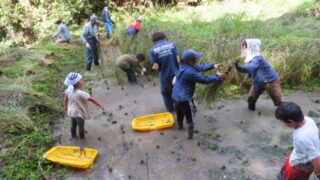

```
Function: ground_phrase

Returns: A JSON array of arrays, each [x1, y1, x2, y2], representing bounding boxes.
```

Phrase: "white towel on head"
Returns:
[[243, 39, 261, 63], [64, 72, 82, 86]]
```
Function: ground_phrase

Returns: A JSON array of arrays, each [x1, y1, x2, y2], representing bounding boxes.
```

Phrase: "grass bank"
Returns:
[[0, 38, 85, 179], [113, 0, 320, 102]]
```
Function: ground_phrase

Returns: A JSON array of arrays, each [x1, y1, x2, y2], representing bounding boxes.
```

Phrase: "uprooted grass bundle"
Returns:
[[0, 105, 35, 134], [194, 61, 244, 103]]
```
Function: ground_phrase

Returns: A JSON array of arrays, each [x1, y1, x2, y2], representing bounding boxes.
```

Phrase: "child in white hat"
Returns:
[[63, 72, 105, 139]]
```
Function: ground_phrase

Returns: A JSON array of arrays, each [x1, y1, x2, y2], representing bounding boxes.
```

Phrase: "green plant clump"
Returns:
[[0, 38, 85, 179], [113, 0, 320, 102]]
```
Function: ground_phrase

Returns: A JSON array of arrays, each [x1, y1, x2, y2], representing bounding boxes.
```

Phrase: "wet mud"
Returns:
[[53, 44, 320, 180]]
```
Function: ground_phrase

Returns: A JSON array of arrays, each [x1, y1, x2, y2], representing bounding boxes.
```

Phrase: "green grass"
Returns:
[[113, 0, 320, 102], [0, 37, 85, 179]]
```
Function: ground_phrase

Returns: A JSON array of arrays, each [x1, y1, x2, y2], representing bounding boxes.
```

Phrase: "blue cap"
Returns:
[[90, 14, 99, 23], [181, 49, 203, 63]]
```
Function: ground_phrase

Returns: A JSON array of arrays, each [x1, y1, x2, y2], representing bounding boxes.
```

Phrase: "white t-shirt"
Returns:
[[65, 86, 91, 119], [290, 117, 320, 166]]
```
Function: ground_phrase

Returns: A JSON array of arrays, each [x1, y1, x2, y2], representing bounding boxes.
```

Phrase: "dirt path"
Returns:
[[54, 44, 320, 180]]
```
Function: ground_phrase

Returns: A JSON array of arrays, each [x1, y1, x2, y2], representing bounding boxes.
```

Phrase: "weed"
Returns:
[[0, 39, 85, 179], [114, 0, 320, 102]]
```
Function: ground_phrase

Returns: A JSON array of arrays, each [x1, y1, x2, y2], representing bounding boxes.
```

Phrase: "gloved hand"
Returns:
[[141, 67, 147, 76], [86, 43, 91, 49]]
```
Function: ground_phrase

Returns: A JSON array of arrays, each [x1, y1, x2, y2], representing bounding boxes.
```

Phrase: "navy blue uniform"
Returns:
[[150, 40, 179, 111]]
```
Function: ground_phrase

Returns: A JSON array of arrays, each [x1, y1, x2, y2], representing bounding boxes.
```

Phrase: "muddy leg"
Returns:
[[174, 101, 184, 129], [187, 124, 194, 140], [76, 117, 85, 139], [265, 80, 283, 106], [247, 85, 264, 111], [71, 118, 77, 138], [182, 101, 194, 139]]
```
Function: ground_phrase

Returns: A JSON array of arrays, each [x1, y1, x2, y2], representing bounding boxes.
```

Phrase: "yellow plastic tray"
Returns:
[[42, 146, 98, 169], [132, 112, 174, 131]]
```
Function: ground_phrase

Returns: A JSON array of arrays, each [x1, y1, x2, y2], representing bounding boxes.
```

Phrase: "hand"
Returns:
[[140, 67, 147, 76], [217, 72, 226, 80], [86, 43, 91, 49], [152, 63, 159, 70], [102, 107, 106, 114], [233, 60, 239, 67], [214, 63, 222, 68]]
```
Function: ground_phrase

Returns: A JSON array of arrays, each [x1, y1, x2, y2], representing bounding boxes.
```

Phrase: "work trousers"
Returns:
[[104, 22, 113, 34], [121, 68, 137, 84], [174, 100, 195, 128], [86, 38, 99, 69], [248, 80, 282, 106], [71, 117, 85, 139], [160, 76, 175, 111]]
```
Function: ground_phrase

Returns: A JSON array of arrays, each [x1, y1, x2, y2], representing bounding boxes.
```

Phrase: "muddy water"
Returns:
[[54, 45, 320, 180]]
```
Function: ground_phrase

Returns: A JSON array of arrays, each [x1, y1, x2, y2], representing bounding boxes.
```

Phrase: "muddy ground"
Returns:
[[53, 44, 320, 180]]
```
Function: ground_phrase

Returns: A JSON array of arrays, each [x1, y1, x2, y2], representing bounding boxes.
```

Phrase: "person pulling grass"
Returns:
[[52, 18, 70, 44], [64, 72, 105, 139], [275, 102, 320, 180], [115, 53, 146, 84], [172, 49, 225, 139], [234, 39, 283, 111], [127, 18, 142, 37]]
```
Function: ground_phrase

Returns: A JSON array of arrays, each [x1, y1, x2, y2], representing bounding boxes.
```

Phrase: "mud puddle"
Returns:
[[53, 44, 320, 180]]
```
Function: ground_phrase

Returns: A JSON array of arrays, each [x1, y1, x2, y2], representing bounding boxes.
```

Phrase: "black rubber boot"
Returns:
[[86, 63, 92, 71], [248, 103, 255, 111], [187, 124, 194, 140]]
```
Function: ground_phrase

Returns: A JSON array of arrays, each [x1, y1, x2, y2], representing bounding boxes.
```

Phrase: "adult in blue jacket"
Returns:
[[150, 32, 180, 111], [172, 49, 225, 139], [234, 39, 283, 111], [102, 7, 113, 38]]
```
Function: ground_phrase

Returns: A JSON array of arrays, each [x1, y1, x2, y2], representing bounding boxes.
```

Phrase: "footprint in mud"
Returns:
[[247, 130, 272, 145], [197, 133, 221, 152], [236, 121, 250, 133], [118, 104, 125, 110], [218, 146, 250, 166], [206, 116, 218, 123], [247, 131, 289, 166], [209, 168, 263, 180]]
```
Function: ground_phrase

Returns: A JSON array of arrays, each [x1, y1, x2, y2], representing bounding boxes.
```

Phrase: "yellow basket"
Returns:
[[132, 112, 174, 131], [42, 146, 98, 169]]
